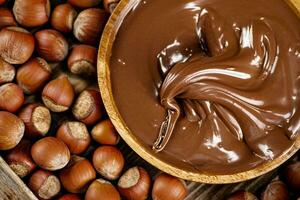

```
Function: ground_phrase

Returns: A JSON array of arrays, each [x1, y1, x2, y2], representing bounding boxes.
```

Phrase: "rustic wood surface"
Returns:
[[0, 157, 37, 200]]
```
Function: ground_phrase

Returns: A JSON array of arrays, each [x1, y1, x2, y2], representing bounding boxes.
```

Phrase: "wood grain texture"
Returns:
[[0, 157, 37, 200]]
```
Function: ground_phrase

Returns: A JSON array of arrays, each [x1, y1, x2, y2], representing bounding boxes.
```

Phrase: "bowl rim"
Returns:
[[97, 0, 300, 184]]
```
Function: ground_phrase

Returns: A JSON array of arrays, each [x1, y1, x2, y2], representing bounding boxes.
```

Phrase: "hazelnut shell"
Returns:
[[0, 27, 35, 64], [31, 137, 70, 171], [118, 167, 151, 200], [85, 179, 121, 200], [0, 83, 24, 113], [59, 156, 96, 193], [92, 146, 125, 180]]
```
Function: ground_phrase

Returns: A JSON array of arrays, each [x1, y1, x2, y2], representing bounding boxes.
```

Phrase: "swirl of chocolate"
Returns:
[[110, 0, 300, 173], [154, 9, 288, 160]]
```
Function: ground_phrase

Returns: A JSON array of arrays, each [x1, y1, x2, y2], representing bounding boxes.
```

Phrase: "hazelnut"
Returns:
[[0, 58, 15, 85], [35, 29, 69, 62], [227, 191, 258, 200], [13, 0, 50, 27], [0, 8, 17, 29], [58, 194, 81, 200], [73, 8, 109, 45], [72, 89, 104, 125], [91, 119, 120, 145], [18, 103, 51, 138], [261, 180, 289, 200], [42, 76, 75, 112], [85, 179, 121, 200], [92, 146, 125, 180], [17, 57, 52, 94], [51, 4, 77, 33], [103, 0, 120, 13], [0, 83, 24, 112], [56, 121, 91, 155], [6, 139, 36, 178], [118, 167, 151, 200], [0, 111, 25, 150], [152, 173, 187, 200], [59, 156, 96, 193], [28, 169, 61, 200], [31, 137, 70, 171], [282, 162, 300, 190], [0, 27, 35, 64], [68, 44, 97, 76], [68, 0, 101, 9]]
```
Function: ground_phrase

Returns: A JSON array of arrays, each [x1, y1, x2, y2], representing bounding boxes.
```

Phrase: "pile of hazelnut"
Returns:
[[0, 0, 188, 199]]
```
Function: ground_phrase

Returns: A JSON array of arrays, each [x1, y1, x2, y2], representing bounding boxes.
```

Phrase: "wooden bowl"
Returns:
[[98, 0, 300, 184]]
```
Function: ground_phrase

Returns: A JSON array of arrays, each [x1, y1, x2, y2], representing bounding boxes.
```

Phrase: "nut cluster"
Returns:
[[0, 0, 189, 200]]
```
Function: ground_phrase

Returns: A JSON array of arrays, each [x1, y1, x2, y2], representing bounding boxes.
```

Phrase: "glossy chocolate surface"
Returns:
[[110, 0, 300, 174]]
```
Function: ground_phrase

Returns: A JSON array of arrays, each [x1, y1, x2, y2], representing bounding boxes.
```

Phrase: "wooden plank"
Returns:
[[0, 157, 37, 200]]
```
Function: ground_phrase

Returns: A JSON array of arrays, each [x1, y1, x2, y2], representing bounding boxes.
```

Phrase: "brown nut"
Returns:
[[42, 76, 75, 112], [68, 44, 97, 76], [93, 146, 125, 180], [91, 119, 120, 145], [118, 166, 151, 200], [73, 8, 109, 45], [35, 29, 69, 62], [282, 162, 300, 190], [152, 173, 187, 200], [103, 0, 120, 13], [17, 57, 52, 94], [18, 103, 51, 138], [261, 180, 289, 200], [59, 156, 96, 193], [58, 194, 81, 200], [0, 27, 35, 64], [85, 179, 121, 200], [0, 83, 24, 113], [0, 111, 24, 150], [56, 121, 91, 155], [0, 8, 17, 29], [31, 137, 70, 171], [51, 4, 77, 33], [28, 169, 61, 200], [0, 58, 15, 85], [68, 0, 101, 9], [6, 140, 36, 178], [72, 89, 104, 125], [13, 0, 50, 27]]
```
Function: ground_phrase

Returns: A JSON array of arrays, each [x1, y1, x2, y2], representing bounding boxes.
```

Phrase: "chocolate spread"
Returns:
[[110, 0, 300, 174]]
